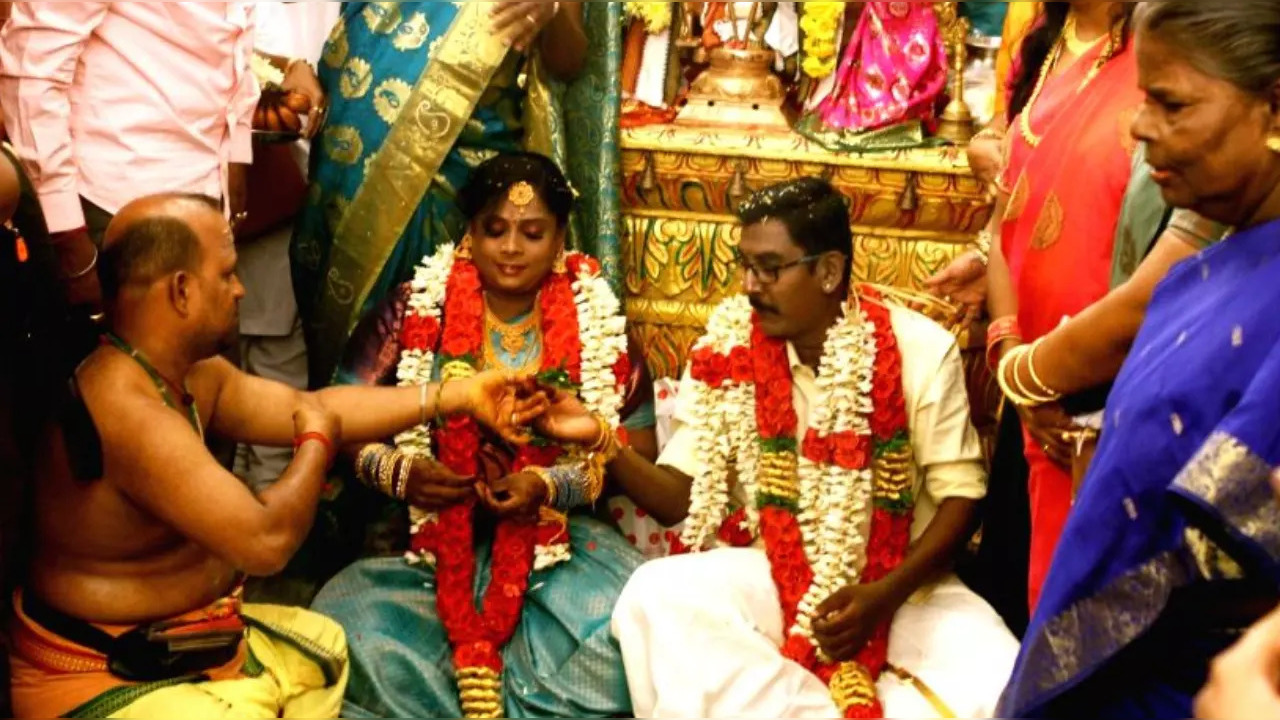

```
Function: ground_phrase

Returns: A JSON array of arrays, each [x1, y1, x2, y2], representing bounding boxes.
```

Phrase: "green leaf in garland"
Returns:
[[759, 437, 799, 455], [536, 367, 579, 392]]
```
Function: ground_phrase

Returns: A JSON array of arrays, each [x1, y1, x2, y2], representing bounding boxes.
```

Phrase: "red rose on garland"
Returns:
[[831, 433, 870, 470]]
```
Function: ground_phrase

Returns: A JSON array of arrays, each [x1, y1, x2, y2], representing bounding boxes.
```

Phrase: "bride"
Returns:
[[311, 152, 658, 719]]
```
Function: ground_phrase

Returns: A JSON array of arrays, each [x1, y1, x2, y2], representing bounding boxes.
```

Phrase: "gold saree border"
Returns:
[[1000, 550, 1193, 714], [313, 4, 510, 376], [1172, 431, 1280, 562]]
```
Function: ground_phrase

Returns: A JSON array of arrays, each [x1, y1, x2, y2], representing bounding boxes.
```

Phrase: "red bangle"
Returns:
[[294, 431, 334, 466], [986, 315, 1022, 349]]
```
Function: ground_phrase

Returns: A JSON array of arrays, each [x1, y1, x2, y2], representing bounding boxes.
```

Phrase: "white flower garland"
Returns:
[[679, 295, 879, 648], [394, 244, 628, 569]]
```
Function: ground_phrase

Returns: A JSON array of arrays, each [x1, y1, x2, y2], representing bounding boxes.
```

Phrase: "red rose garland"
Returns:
[[689, 286, 913, 718], [400, 254, 595, 718]]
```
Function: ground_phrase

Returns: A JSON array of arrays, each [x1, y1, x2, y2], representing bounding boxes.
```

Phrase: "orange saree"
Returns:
[[998, 38, 1142, 612]]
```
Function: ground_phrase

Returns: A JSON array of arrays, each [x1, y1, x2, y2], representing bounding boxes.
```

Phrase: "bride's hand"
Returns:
[[444, 370, 550, 444], [531, 389, 604, 447]]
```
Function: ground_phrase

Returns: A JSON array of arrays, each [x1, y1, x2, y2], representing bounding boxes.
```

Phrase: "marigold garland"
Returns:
[[681, 287, 915, 717], [801, 2, 844, 79], [393, 244, 628, 718], [625, 1, 672, 34]]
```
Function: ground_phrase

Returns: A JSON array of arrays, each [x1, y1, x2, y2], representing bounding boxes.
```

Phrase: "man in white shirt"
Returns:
[[535, 178, 1020, 718], [235, 1, 341, 491]]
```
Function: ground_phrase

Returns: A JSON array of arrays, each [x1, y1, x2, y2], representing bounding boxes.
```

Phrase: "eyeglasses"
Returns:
[[732, 251, 823, 285]]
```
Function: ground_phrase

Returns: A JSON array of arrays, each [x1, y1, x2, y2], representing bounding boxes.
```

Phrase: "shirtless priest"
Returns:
[[534, 179, 1020, 718], [7, 194, 546, 719]]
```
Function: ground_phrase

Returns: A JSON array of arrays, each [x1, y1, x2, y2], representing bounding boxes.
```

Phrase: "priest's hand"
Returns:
[[812, 581, 900, 662], [529, 389, 602, 447], [445, 371, 550, 445], [477, 471, 548, 520], [405, 457, 476, 510]]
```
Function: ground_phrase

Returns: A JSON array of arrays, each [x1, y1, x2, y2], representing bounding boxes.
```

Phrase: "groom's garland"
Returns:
[[680, 287, 915, 717], [393, 243, 629, 718]]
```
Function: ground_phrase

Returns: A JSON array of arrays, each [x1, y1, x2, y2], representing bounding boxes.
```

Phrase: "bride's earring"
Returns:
[[1267, 134, 1280, 154], [457, 233, 473, 260], [553, 248, 567, 274]]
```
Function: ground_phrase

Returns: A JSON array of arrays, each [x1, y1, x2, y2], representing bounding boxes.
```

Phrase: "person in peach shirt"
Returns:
[[0, 2, 319, 314]]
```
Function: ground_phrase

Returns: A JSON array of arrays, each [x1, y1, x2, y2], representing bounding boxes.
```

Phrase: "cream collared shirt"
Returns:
[[660, 304, 987, 543]]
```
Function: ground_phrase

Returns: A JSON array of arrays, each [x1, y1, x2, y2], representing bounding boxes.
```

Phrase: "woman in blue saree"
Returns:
[[292, 1, 623, 386], [998, 2, 1280, 717], [311, 153, 658, 718]]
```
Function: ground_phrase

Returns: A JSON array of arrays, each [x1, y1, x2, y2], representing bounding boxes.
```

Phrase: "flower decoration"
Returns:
[[626, 1, 673, 34], [801, 2, 845, 79]]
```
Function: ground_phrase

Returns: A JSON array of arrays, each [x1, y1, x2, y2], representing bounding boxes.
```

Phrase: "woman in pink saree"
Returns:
[[799, 2, 948, 150]]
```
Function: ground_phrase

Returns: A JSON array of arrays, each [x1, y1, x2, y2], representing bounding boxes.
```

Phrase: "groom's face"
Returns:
[[739, 219, 827, 341]]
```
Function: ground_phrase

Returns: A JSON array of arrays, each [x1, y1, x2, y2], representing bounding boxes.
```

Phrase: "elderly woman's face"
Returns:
[[469, 190, 563, 299], [1132, 32, 1280, 225]]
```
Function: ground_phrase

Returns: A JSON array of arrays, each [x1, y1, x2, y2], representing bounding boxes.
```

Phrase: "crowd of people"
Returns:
[[0, 1, 1279, 719]]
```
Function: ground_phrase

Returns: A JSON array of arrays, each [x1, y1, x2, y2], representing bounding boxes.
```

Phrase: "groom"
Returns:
[[537, 178, 1019, 718]]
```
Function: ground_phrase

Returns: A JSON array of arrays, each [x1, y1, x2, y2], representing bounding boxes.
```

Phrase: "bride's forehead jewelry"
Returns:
[[509, 181, 536, 219]]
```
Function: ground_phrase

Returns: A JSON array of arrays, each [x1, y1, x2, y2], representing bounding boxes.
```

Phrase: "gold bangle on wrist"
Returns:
[[529, 466, 558, 508], [378, 450, 398, 496], [1007, 347, 1057, 405], [393, 452, 411, 501], [1023, 339, 1062, 402], [997, 345, 1057, 407]]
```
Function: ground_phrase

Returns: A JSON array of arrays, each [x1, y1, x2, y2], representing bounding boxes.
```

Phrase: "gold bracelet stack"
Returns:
[[972, 229, 993, 267], [996, 339, 1063, 408], [529, 466, 558, 508], [587, 415, 622, 463], [356, 443, 410, 500]]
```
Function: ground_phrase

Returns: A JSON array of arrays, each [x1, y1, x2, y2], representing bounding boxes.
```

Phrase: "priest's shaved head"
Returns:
[[101, 194, 243, 357]]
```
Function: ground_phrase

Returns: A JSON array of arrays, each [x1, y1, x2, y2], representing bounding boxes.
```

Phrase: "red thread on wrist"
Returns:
[[294, 431, 334, 466]]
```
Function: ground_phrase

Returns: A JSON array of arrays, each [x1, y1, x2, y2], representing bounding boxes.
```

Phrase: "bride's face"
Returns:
[[469, 190, 563, 298]]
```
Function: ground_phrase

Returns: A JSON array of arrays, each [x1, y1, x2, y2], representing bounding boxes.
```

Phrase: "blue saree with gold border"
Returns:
[[999, 218, 1280, 718], [291, 2, 623, 385]]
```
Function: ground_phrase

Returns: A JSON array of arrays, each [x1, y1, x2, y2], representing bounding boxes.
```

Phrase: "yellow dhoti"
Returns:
[[9, 595, 348, 719]]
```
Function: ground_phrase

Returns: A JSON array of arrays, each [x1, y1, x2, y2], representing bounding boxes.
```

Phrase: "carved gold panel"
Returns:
[[620, 123, 998, 431]]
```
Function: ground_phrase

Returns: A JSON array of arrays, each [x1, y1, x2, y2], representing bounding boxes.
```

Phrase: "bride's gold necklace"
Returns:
[[483, 299, 542, 372]]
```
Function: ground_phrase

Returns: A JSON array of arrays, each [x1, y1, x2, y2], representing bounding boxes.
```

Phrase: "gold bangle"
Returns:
[[1008, 347, 1058, 405], [378, 450, 397, 496], [1006, 346, 1058, 406], [1024, 339, 1063, 401], [587, 415, 622, 462], [529, 466, 558, 508], [393, 452, 411, 501], [996, 345, 1056, 407], [356, 444, 381, 487]]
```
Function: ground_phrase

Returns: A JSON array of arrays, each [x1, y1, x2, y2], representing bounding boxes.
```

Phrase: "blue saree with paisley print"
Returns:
[[998, 218, 1280, 718], [310, 282, 654, 718], [292, 2, 623, 385]]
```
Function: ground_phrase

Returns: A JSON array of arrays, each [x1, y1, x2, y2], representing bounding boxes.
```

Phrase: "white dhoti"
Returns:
[[612, 548, 1019, 719]]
